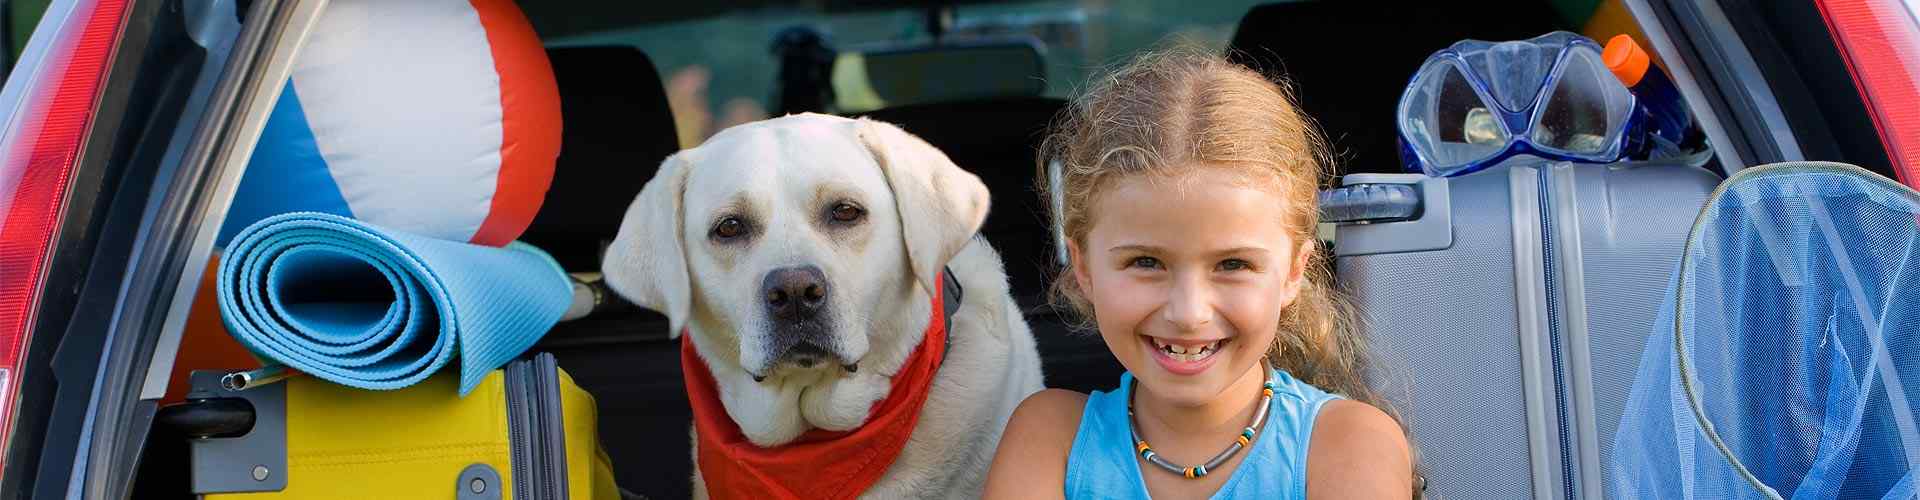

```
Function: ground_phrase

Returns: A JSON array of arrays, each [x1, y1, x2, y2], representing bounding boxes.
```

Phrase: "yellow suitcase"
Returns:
[[163, 353, 618, 500]]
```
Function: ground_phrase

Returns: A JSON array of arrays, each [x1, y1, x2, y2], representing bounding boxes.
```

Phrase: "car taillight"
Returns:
[[0, 0, 132, 470], [1818, 0, 1920, 188]]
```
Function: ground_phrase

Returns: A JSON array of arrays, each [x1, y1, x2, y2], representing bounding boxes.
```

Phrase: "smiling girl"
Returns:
[[983, 48, 1414, 499]]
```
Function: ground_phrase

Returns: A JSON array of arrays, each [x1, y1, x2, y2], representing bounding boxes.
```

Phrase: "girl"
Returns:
[[983, 48, 1415, 499]]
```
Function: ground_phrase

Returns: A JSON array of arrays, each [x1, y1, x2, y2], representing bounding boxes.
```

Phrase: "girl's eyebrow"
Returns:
[[1107, 244, 1271, 257], [1208, 247, 1271, 258]]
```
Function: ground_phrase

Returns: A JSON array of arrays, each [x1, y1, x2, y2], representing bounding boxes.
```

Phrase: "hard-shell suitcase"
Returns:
[[1325, 159, 1720, 499], [161, 353, 619, 499]]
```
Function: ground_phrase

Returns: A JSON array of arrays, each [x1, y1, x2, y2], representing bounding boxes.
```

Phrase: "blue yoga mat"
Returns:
[[218, 212, 572, 395]]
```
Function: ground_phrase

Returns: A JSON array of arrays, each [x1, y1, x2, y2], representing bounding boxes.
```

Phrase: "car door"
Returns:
[[1629, 0, 1918, 185], [0, 0, 326, 498]]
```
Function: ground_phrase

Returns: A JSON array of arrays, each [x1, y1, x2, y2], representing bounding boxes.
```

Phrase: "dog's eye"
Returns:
[[829, 202, 865, 223], [712, 217, 747, 240]]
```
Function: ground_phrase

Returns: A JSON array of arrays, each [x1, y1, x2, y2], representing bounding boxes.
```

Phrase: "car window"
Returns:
[[549, 0, 1268, 148]]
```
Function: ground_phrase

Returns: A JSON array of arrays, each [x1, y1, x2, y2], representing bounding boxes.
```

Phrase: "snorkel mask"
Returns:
[[1397, 31, 1651, 177]]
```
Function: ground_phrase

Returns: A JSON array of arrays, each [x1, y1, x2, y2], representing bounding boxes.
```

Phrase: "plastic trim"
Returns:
[[1687, 0, 1806, 162], [1621, 0, 1753, 171], [75, 0, 327, 495], [135, 0, 243, 401]]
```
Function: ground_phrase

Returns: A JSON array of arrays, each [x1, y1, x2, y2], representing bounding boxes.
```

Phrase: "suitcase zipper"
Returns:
[[535, 353, 570, 500], [1539, 167, 1575, 500], [506, 353, 570, 500], [506, 353, 573, 500], [507, 358, 538, 500]]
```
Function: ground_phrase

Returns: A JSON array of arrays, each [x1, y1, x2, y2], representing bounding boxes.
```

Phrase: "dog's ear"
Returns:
[[856, 117, 990, 293], [603, 151, 696, 336]]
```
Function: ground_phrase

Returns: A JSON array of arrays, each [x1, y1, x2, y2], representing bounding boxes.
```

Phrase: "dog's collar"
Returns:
[[936, 267, 960, 368], [682, 268, 960, 499]]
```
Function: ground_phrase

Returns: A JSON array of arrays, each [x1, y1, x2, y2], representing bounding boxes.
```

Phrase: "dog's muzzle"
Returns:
[[755, 266, 853, 379]]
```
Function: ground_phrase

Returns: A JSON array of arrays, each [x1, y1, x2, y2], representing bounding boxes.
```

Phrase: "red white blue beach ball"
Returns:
[[222, 0, 561, 248]]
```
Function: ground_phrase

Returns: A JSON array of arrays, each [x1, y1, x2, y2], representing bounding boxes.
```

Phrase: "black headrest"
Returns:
[[859, 96, 1067, 305], [858, 96, 1064, 160], [522, 46, 679, 271], [1226, 1, 1562, 176]]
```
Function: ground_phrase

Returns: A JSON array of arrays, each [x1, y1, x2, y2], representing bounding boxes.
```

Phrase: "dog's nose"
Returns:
[[763, 266, 829, 320]]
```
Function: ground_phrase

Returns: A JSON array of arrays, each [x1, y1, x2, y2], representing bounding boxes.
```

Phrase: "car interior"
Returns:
[[123, 1, 1752, 498]]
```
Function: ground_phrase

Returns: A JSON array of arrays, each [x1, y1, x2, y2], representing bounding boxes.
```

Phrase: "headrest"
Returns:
[[859, 96, 1067, 304], [224, 0, 561, 247], [859, 97, 1063, 153], [1226, 1, 1558, 175], [519, 46, 680, 271]]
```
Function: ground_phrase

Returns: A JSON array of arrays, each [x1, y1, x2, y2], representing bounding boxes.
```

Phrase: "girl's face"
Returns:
[[1070, 167, 1312, 408]]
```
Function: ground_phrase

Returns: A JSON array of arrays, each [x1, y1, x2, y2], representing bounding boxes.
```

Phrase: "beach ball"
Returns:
[[221, 0, 561, 247]]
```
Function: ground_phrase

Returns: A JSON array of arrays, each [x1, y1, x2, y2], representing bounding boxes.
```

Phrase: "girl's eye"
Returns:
[[1129, 256, 1162, 269], [1218, 259, 1252, 272]]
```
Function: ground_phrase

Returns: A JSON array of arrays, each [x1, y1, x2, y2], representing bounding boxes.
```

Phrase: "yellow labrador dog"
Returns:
[[603, 113, 1044, 498]]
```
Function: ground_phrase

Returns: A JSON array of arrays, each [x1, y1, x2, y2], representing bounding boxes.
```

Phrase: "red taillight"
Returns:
[[1818, 0, 1920, 188], [0, 0, 132, 468]]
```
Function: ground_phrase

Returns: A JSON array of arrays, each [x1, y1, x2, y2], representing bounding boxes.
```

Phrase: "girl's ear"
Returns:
[[1068, 239, 1091, 295], [1280, 238, 1314, 306]]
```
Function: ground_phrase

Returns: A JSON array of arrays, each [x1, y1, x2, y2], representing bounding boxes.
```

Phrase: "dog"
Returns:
[[603, 113, 1045, 498]]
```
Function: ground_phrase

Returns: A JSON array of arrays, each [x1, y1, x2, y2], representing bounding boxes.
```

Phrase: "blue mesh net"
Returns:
[[1611, 162, 1920, 499]]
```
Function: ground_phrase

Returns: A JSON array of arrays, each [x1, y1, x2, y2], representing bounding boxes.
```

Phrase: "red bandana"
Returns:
[[682, 274, 950, 500]]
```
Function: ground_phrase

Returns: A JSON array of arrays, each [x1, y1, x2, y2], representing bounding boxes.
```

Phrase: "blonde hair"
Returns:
[[1038, 46, 1417, 488]]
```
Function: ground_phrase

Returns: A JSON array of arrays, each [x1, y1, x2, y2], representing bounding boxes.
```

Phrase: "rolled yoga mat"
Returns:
[[218, 212, 572, 395]]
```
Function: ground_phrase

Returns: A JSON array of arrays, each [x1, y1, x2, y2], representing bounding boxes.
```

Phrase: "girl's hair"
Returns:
[[1038, 46, 1417, 486]]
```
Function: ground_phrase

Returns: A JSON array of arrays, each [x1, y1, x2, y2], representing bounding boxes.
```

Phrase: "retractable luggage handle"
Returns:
[[222, 364, 294, 391], [1322, 183, 1421, 224], [1321, 173, 1455, 256]]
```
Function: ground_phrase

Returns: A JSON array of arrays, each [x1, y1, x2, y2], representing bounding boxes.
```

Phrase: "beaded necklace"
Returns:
[[1127, 366, 1276, 479]]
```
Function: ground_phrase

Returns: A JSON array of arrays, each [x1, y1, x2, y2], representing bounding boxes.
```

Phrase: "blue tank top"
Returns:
[[1064, 367, 1342, 500]]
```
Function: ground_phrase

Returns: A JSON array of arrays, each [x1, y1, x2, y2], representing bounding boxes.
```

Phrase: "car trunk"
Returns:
[[115, 0, 1832, 498]]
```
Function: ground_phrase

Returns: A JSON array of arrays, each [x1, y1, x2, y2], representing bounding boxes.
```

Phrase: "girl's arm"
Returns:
[[983, 389, 1087, 499], [1306, 400, 1415, 499]]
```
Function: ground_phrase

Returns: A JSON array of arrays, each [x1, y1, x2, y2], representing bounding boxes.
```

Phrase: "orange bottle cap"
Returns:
[[1603, 34, 1651, 87]]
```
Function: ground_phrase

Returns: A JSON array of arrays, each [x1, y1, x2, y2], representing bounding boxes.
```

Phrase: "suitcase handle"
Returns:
[[156, 397, 256, 439], [1325, 173, 1455, 257], [1321, 183, 1421, 223]]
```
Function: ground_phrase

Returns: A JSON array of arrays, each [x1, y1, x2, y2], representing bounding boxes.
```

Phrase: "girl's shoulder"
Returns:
[[1305, 399, 1413, 498], [984, 389, 1089, 498], [1006, 388, 1090, 446]]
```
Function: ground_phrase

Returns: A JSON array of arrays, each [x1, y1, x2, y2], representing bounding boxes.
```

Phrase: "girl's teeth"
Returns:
[[1151, 338, 1222, 362]]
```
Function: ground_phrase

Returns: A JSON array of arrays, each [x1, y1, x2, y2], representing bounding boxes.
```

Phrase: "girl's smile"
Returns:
[[1145, 335, 1229, 374], [1071, 167, 1311, 408]]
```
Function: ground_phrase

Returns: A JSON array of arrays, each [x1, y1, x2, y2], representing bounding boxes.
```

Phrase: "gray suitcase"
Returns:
[[1325, 158, 1720, 499]]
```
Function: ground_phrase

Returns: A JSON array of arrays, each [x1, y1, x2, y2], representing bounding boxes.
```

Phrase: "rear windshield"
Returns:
[[549, 1, 1267, 147]]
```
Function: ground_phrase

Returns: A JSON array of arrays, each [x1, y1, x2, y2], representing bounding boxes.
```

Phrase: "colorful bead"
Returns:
[[1236, 435, 1250, 446], [1136, 441, 1150, 454], [1242, 427, 1257, 440], [1184, 467, 1195, 479], [1263, 388, 1274, 398]]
